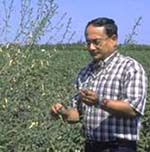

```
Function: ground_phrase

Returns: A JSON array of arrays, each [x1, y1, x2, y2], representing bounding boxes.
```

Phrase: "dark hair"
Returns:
[[85, 17, 118, 37]]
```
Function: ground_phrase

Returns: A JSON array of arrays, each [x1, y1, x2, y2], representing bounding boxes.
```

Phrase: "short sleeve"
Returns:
[[123, 62, 147, 115]]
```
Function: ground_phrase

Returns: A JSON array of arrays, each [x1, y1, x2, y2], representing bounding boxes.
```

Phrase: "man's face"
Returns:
[[85, 25, 117, 61]]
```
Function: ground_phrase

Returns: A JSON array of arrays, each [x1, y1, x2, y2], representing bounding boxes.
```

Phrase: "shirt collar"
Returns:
[[91, 50, 118, 70], [103, 50, 118, 66]]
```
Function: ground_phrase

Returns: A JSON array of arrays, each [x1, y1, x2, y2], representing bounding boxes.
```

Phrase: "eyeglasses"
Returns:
[[85, 38, 108, 46]]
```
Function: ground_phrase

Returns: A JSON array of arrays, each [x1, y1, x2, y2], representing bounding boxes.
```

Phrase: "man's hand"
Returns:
[[50, 103, 80, 122], [79, 89, 98, 105], [51, 103, 67, 116]]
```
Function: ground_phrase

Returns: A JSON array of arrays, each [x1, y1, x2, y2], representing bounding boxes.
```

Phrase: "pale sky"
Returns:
[[56, 0, 150, 44], [0, 0, 149, 44]]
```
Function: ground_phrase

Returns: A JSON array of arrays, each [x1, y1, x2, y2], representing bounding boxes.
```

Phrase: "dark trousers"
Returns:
[[85, 139, 137, 152]]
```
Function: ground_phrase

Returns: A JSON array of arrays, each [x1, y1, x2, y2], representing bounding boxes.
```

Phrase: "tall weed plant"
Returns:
[[0, 0, 75, 45]]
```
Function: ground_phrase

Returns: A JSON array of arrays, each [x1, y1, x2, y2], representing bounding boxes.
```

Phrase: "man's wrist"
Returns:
[[101, 99, 109, 108]]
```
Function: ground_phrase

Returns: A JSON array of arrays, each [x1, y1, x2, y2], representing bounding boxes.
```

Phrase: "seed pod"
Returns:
[[58, 107, 66, 115]]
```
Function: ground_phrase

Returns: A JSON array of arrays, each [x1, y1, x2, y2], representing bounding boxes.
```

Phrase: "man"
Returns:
[[51, 17, 147, 152]]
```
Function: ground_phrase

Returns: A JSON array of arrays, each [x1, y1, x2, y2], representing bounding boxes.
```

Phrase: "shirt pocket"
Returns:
[[100, 73, 123, 100]]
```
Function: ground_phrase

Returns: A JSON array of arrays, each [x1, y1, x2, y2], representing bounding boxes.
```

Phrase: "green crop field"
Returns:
[[0, 44, 150, 152]]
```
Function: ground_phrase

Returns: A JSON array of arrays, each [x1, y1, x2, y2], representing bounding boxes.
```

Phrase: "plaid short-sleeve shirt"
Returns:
[[71, 51, 147, 142]]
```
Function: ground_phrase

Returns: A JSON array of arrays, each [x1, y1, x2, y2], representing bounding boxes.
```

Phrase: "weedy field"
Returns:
[[0, 44, 150, 152]]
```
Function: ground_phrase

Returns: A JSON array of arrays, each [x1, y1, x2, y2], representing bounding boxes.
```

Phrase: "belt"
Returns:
[[85, 139, 137, 152], [86, 139, 137, 147]]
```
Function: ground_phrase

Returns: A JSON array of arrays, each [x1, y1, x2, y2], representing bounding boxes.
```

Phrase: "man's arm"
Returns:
[[80, 89, 138, 117], [101, 99, 138, 117]]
